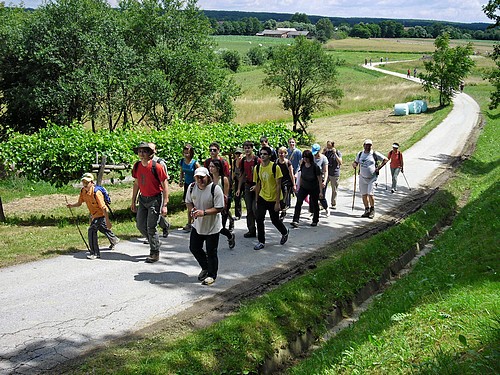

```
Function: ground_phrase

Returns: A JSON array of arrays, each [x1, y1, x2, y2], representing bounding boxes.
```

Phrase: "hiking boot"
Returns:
[[368, 207, 375, 219], [254, 242, 265, 251], [280, 229, 289, 245], [228, 233, 236, 249], [182, 224, 192, 233], [361, 208, 370, 218], [201, 277, 215, 286], [291, 221, 299, 228], [198, 269, 208, 282], [145, 253, 159, 263], [244, 231, 256, 238]]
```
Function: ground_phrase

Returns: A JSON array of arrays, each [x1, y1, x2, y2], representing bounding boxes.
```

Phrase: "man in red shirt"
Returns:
[[131, 142, 169, 263]]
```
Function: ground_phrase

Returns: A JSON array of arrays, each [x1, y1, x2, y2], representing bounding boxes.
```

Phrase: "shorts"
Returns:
[[359, 175, 377, 195]]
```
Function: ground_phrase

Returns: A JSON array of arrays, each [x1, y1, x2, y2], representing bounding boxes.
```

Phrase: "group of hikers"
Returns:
[[66, 137, 405, 286]]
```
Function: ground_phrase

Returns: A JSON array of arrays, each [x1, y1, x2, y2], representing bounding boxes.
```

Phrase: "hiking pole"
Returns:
[[401, 171, 411, 190], [384, 164, 388, 190], [352, 167, 357, 211], [65, 196, 90, 251]]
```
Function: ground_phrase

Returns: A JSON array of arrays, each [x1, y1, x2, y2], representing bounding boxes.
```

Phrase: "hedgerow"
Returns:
[[0, 120, 296, 186]]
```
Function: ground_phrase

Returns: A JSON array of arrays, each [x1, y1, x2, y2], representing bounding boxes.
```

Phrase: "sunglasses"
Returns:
[[209, 148, 218, 152]]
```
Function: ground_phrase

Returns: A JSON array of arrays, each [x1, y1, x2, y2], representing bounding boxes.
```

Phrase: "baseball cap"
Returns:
[[81, 172, 94, 182], [194, 167, 209, 177], [311, 143, 321, 155], [234, 147, 243, 154], [392, 143, 399, 148], [364, 139, 373, 145]]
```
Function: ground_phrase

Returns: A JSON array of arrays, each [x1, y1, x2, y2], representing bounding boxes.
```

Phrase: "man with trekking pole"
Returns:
[[352, 139, 388, 219]]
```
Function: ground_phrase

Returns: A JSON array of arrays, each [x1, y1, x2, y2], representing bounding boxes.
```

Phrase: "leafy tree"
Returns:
[[483, 0, 500, 109], [263, 19, 277, 30], [350, 23, 371, 38], [316, 18, 334, 43], [290, 12, 310, 24], [420, 33, 474, 106], [263, 37, 343, 133], [247, 46, 267, 66], [220, 49, 241, 72]]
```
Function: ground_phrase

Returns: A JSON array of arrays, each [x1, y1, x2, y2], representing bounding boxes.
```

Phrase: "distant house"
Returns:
[[257, 28, 310, 38]]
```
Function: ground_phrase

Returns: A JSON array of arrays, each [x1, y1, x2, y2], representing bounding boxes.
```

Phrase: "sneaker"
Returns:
[[198, 269, 208, 282], [108, 238, 120, 250], [145, 253, 159, 263], [368, 207, 375, 219], [330, 205, 336, 209], [86, 254, 98, 260], [244, 231, 256, 238], [361, 208, 370, 218], [201, 277, 215, 286], [310, 222, 318, 227], [228, 233, 236, 249], [279, 211, 286, 221], [280, 229, 289, 245], [143, 240, 149, 245], [391, 189, 395, 193], [254, 242, 265, 251], [162, 223, 170, 238], [291, 221, 299, 228], [323, 207, 330, 217], [234, 216, 241, 221], [182, 224, 192, 233]]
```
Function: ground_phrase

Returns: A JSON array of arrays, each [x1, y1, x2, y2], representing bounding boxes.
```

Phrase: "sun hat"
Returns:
[[311, 143, 321, 155], [133, 141, 153, 154], [363, 139, 373, 145], [392, 143, 400, 148], [81, 172, 94, 182], [234, 147, 243, 154], [194, 167, 209, 177]]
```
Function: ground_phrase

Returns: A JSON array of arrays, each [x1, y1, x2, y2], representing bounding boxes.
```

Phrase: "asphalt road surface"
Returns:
[[0, 64, 480, 374]]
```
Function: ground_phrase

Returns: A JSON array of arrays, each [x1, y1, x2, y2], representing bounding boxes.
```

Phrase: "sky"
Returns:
[[6, 0, 494, 24]]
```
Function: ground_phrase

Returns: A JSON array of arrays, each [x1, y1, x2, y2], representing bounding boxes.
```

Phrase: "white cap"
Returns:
[[364, 139, 373, 145], [194, 167, 209, 177]]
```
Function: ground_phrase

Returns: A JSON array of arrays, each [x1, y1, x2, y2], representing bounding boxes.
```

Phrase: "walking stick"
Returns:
[[401, 171, 411, 190], [384, 164, 388, 190], [352, 167, 357, 211], [65, 196, 90, 251]]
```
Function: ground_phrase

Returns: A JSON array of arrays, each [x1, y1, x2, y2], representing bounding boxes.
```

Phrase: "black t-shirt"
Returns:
[[299, 163, 321, 192]]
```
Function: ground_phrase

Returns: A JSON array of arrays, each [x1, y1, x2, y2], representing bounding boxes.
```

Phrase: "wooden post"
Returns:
[[0, 196, 5, 222], [96, 155, 106, 186]]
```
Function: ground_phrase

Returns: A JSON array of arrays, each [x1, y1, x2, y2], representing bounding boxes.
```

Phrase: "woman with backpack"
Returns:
[[290, 150, 323, 228], [276, 146, 296, 220], [209, 159, 236, 249], [179, 144, 200, 232]]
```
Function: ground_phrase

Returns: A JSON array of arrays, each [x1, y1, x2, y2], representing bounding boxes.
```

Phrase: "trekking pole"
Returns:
[[352, 167, 357, 211], [65, 196, 90, 251], [401, 171, 411, 190], [384, 164, 388, 190]]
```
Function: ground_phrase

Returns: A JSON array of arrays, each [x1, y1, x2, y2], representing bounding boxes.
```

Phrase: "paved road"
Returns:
[[0, 65, 480, 374]]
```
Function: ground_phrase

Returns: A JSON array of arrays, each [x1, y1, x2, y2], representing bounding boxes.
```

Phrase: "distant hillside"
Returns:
[[203, 10, 492, 31]]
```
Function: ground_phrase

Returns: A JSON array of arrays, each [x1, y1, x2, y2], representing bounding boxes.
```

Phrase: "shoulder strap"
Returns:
[[189, 181, 196, 195], [151, 159, 160, 184]]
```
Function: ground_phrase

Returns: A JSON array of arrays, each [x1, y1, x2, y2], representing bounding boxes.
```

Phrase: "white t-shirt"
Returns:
[[185, 182, 224, 235], [356, 150, 385, 179]]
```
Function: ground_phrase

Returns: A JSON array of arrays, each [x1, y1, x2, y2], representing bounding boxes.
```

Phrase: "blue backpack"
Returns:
[[94, 185, 113, 216]]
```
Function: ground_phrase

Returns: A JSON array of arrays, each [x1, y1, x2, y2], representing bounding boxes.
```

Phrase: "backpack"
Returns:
[[84, 185, 113, 216], [133, 159, 165, 184], [388, 150, 402, 162], [188, 181, 225, 210]]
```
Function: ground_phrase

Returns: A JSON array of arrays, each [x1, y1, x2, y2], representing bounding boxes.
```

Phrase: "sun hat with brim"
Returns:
[[81, 172, 94, 182], [194, 167, 209, 177], [133, 141, 153, 154], [311, 143, 321, 155], [364, 139, 373, 145], [392, 143, 399, 148], [234, 147, 243, 154]]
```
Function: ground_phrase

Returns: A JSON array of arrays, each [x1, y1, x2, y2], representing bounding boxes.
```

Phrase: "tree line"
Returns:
[[0, 0, 240, 138], [209, 13, 500, 41]]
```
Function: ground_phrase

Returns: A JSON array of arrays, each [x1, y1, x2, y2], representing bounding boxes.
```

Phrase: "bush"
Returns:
[[220, 49, 241, 72], [246, 46, 267, 66], [0, 120, 295, 186]]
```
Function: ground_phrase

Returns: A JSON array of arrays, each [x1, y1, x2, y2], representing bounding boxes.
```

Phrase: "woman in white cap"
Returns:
[[388, 142, 404, 193]]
